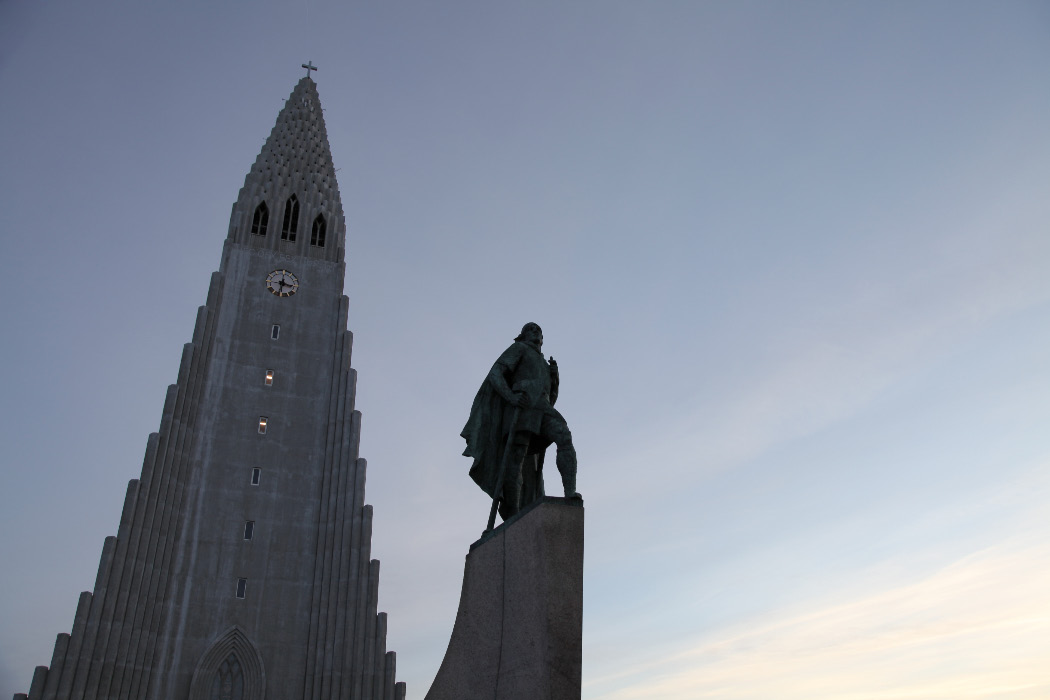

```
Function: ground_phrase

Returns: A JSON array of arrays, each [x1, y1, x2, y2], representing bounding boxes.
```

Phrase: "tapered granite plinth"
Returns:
[[425, 497, 584, 700]]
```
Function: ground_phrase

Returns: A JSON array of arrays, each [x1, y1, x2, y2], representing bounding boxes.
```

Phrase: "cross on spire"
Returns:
[[302, 61, 318, 78]]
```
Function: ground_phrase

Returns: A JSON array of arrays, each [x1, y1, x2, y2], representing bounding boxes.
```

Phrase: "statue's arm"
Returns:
[[549, 356, 560, 406], [487, 361, 514, 402], [487, 344, 528, 407], [487, 345, 519, 402]]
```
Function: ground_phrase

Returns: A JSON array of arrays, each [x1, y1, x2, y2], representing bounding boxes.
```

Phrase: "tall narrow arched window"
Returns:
[[250, 202, 268, 236], [281, 195, 299, 241], [210, 653, 244, 700], [311, 214, 326, 247]]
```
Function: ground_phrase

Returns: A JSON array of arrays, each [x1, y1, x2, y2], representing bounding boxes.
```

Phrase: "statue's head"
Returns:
[[515, 322, 543, 349]]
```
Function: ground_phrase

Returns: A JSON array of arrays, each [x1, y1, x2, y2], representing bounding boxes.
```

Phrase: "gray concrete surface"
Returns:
[[426, 497, 584, 700]]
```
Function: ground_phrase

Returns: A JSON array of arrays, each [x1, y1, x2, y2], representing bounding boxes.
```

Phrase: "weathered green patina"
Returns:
[[461, 323, 581, 523]]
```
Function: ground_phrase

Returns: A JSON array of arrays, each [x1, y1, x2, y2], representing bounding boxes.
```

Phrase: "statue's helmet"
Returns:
[[515, 322, 542, 342]]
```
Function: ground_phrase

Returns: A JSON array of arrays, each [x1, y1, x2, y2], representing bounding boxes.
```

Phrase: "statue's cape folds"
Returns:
[[461, 379, 508, 498], [462, 341, 550, 506]]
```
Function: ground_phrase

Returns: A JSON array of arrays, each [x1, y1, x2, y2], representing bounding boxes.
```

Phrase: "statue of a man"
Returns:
[[461, 322, 580, 521]]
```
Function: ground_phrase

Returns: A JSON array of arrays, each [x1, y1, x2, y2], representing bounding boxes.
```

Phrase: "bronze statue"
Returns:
[[461, 323, 580, 524]]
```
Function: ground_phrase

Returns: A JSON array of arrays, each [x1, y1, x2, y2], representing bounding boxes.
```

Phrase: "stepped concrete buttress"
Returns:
[[425, 497, 584, 700]]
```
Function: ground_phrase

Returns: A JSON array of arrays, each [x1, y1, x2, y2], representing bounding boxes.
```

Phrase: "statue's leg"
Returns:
[[499, 439, 529, 520], [519, 452, 544, 510], [542, 415, 580, 499], [556, 447, 580, 500]]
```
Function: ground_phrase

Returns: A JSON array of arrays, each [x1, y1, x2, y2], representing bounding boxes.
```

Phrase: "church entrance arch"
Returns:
[[188, 626, 265, 700]]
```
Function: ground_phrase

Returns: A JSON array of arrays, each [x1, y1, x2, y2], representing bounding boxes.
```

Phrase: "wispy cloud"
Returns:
[[595, 229, 1050, 506], [586, 533, 1050, 699]]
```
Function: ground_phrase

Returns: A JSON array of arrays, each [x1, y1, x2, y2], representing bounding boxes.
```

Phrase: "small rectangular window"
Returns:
[[251, 468, 261, 485], [236, 578, 247, 599], [243, 521, 255, 540], [271, 325, 280, 340], [265, 370, 274, 386], [258, 417, 268, 434]]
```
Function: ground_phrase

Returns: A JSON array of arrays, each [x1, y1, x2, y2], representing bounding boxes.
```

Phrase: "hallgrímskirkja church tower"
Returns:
[[14, 75, 405, 700]]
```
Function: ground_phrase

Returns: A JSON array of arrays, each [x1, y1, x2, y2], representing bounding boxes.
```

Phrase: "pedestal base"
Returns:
[[425, 497, 584, 700]]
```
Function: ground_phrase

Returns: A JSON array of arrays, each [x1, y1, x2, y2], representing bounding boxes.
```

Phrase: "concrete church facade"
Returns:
[[14, 76, 405, 700]]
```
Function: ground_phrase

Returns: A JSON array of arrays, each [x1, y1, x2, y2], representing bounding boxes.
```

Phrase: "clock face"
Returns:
[[266, 269, 299, 297]]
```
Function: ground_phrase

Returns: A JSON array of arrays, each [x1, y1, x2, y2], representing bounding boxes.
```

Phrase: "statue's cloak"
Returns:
[[461, 353, 548, 503], [461, 378, 512, 498]]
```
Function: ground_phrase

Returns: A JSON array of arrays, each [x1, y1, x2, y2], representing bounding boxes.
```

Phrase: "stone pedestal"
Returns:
[[425, 497, 584, 700]]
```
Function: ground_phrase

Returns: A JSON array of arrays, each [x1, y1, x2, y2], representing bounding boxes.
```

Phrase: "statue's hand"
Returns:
[[514, 392, 530, 408]]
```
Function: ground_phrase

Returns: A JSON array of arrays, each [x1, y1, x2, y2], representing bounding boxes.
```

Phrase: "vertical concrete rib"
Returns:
[[337, 421, 363, 688], [306, 296, 348, 700], [383, 651, 397, 700], [350, 505, 374, 700], [66, 536, 114, 699], [118, 346, 197, 694], [68, 531, 118, 700], [328, 405, 361, 698], [329, 326, 356, 695], [342, 451, 367, 688], [103, 348, 179, 696], [126, 279, 219, 700], [372, 613, 387, 700], [337, 408, 363, 674], [27, 667, 47, 700], [361, 559, 381, 700], [308, 298, 350, 696], [319, 341, 351, 700], [103, 452, 172, 694], [88, 468, 151, 692], [128, 294, 219, 700], [395, 681, 407, 700], [131, 288, 219, 700], [344, 330, 355, 400], [88, 371, 185, 700], [53, 591, 91, 698], [89, 395, 169, 699], [75, 402, 168, 699], [82, 476, 137, 696], [190, 303, 209, 345], [39, 634, 68, 700], [120, 357, 197, 697]]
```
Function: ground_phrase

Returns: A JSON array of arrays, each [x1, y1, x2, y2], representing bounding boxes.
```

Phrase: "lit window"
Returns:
[[271, 325, 280, 340], [251, 468, 261, 485], [265, 370, 274, 386], [243, 521, 255, 540], [236, 578, 247, 599], [258, 417, 268, 434]]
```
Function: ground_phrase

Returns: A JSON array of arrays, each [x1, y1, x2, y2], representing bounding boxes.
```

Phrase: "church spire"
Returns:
[[229, 76, 345, 262]]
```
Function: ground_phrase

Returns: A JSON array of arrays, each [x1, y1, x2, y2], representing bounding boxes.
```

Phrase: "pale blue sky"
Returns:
[[2, 1, 1049, 698]]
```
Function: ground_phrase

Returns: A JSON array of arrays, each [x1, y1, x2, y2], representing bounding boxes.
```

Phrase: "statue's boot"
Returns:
[[556, 446, 582, 500], [499, 463, 523, 520]]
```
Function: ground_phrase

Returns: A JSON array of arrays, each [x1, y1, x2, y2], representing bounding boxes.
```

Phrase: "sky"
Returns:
[[1, 1, 1049, 698]]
